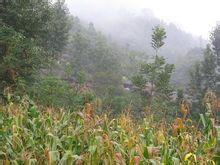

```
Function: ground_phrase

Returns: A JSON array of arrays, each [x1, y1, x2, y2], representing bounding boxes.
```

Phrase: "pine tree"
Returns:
[[132, 25, 174, 114], [151, 25, 167, 56]]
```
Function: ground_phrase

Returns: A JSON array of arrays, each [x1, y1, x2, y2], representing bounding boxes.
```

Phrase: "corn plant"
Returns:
[[0, 97, 218, 164]]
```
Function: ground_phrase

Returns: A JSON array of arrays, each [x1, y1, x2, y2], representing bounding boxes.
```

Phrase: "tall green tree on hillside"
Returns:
[[190, 27, 219, 96], [0, 0, 71, 92], [151, 25, 167, 56], [0, 26, 44, 90], [1, 0, 71, 54], [190, 45, 217, 93], [211, 25, 220, 95], [132, 26, 174, 117], [201, 45, 217, 90], [189, 27, 219, 115], [189, 62, 204, 115]]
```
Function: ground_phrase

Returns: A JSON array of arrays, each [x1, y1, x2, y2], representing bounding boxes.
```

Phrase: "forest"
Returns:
[[0, 0, 220, 164]]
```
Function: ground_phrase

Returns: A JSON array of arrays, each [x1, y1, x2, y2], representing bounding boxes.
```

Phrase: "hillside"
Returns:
[[68, 8, 206, 87], [1, 1, 219, 164], [70, 8, 206, 59]]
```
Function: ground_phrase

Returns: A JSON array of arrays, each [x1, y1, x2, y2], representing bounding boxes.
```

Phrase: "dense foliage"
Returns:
[[0, 26, 44, 89], [189, 25, 220, 117], [0, 0, 71, 91], [1, 0, 71, 54], [0, 0, 219, 163], [0, 97, 219, 164], [132, 26, 175, 120], [64, 19, 122, 96]]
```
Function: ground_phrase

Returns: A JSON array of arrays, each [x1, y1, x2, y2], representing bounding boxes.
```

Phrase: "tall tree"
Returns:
[[189, 29, 219, 115], [151, 25, 167, 56], [0, 0, 71, 92], [1, 0, 71, 54], [190, 26, 219, 99], [201, 45, 216, 90], [211, 25, 220, 95], [132, 25, 174, 115]]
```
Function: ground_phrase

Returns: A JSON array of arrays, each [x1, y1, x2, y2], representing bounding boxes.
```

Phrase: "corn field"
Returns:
[[0, 97, 219, 165]]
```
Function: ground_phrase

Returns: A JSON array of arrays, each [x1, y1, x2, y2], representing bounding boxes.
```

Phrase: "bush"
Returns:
[[30, 76, 94, 110]]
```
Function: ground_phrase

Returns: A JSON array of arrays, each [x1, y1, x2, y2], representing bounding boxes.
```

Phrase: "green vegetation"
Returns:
[[132, 26, 175, 120], [0, 0, 220, 164], [0, 97, 218, 164]]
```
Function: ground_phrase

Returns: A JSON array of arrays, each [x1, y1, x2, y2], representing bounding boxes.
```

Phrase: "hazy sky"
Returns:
[[66, 0, 220, 39]]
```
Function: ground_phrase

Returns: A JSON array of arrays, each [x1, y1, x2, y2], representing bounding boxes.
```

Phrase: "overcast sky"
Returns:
[[66, 0, 220, 39]]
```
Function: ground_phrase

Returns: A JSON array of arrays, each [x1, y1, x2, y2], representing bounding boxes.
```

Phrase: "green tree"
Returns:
[[132, 26, 174, 117], [189, 62, 204, 116], [151, 25, 167, 56], [201, 45, 216, 90], [1, 0, 71, 54], [210, 25, 220, 95], [0, 26, 44, 90], [0, 0, 71, 93], [65, 20, 122, 96], [190, 45, 217, 94], [189, 44, 217, 115], [189, 62, 203, 97]]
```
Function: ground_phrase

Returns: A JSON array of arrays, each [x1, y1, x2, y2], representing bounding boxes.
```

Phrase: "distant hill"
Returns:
[[74, 8, 206, 62], [67, 8, 207, 88]]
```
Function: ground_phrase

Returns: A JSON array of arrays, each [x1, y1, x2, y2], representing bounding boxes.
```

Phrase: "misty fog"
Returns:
[[64, 0, 212, 87], [1, 1, 220, 163]]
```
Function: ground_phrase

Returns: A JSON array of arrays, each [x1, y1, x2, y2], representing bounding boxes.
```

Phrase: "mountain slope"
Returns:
[[71, 8, 206, 62]]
